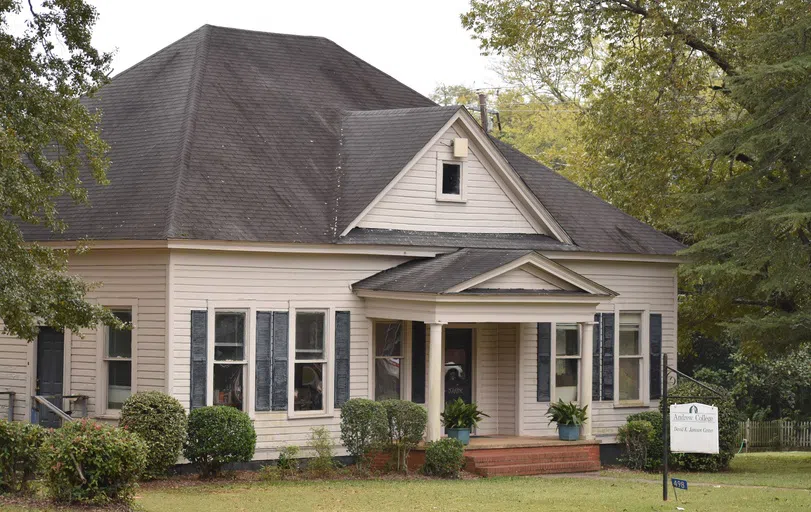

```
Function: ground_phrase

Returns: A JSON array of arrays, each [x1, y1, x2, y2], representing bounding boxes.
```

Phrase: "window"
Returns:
[[555, 323, 580, 402], [294, 311, 326, 412], [104, 310, 132, 410], [374, 321, 404, 400], [213, 311, 246, 410], [442, 163, 461, 195], [618, 313, 643, 401]]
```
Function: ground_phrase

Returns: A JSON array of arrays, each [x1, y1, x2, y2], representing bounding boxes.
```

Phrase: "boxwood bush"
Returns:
[[381, 400, 427, 472], [617, 420, 654, 470], [120, 391, 187, 479], [625, 410, 664, 471], [340, 398, 388, 471], [0, 420, 48, 494], [41, 419, 147, 504], [422, 438, 465, 478], [183, 406, 256, 477]]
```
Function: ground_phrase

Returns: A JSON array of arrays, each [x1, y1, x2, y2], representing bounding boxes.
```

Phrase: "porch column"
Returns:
[[579, 321, 595, 439], [426, 322, 444, 441]]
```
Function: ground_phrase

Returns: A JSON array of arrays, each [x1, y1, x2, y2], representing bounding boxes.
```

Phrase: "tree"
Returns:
[[0, 0, 121, 340]]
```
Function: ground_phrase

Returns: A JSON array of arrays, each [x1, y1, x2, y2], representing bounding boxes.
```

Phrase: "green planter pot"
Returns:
[[447, 427, 471, 445], [558, 424, 581, 441]]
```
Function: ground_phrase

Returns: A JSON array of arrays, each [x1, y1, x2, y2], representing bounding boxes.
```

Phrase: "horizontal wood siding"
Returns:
[[472, 266, 560, 290], [473, 323, 516, 436], [0, 330, 29, 421], [357, 124, 542, 234]]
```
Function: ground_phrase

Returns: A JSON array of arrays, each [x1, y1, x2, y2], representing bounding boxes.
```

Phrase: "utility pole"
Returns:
[[478, 93, 488, 132]]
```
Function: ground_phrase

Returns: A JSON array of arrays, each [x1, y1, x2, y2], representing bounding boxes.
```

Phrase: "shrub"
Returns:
[[381, 400, 427, 472], [183, 406, 256, 478], [277, 445, 300, 476], [307, 427, 338, 477], [340, 398, 388, 471], [41, 419, 147, 504], [625, 411, 664, 471], [0, 420, 47, 494], [120, 391, 186, 479], [660, 380, 740, 472], [259, 465, 282, 482], [422, 438, 465, 478], [617, 420, 654, 470]]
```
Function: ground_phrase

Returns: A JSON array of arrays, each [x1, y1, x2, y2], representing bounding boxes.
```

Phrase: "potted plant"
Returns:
[[546, 399, 588, 441], [441, 398, 489, 445]]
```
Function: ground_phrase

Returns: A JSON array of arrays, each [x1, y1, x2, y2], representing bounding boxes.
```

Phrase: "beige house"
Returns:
[[0, 26, 682, 461]]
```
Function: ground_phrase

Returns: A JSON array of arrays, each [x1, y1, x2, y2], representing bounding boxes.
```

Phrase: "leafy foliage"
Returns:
[[41, 419, 147, 504], [307, 426, 339, 477], [0, 0, 125, 341], [617, 420, 655, 471], [440, 398, 489, 429], [120, 391, 187, 479], [339, 398, 388, 471], [381, 400, 427, 472], [422, 438, 466, 479], [625, 411, 664, 471], [546, 399, 588, 427], [0, 420, 47, 494], [183, 406, 256, 478]]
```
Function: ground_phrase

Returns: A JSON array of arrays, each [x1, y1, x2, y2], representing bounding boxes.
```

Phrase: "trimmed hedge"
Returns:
[[617, 420, 654, 470], [0, 420, 47, 494], [422, 438, 465, 478], [120, 391, 187, 479], [41, 419, 147, 504], [183, 406, 256, 477], [340, 398, 388, 471], [381, 400, 427, 472], [625, 411, 664, 471]]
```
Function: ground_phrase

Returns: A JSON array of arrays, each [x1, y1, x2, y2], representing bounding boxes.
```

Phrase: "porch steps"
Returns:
[[464, 445, 600, 477]]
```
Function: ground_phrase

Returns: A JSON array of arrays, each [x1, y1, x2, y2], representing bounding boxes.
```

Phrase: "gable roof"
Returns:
[[352, 248, 616, 296], [19, 25, 684, 256]]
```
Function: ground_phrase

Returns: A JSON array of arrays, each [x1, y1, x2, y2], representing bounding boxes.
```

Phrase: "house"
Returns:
[[0, 25, 682, 467]]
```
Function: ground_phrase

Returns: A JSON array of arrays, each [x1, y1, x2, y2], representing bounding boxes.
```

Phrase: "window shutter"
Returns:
[[255, 311, 273, 411], [271, 311, 289, 411], [650, 313, 663, 400], [190, 310, 208, 410], [411, 321, 426, 403], [334, 311, 351, 408], [601, 313, 615, 401], [592, 313, 602, 401], [537, 322, 551, 402]]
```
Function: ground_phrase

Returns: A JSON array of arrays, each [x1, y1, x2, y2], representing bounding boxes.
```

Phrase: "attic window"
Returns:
[[437, 161, 465, 201]]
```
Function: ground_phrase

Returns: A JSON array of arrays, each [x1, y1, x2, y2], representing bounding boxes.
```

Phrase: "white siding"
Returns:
[[474, 323, 516, 436], [472, 266, 562, 291], [0, 250, 168, 421], [357, 124, 544, 234]]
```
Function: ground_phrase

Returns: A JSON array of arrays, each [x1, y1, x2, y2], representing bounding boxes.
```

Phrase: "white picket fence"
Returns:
[[738, 420, 811, 450]]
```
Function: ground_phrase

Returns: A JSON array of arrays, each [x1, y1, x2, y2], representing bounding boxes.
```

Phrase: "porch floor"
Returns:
[[414, 435, 600, 451]]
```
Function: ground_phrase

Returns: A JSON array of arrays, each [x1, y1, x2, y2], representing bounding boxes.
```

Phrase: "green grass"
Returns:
[[602, 451, 811, 489]]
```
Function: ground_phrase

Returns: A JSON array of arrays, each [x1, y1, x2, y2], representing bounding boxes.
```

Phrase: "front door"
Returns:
[[36, 327, 64, 428], [444, 328, 473, 404]]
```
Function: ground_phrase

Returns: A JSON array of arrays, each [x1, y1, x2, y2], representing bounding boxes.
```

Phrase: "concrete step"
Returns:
[[475, 459, 601, 477]]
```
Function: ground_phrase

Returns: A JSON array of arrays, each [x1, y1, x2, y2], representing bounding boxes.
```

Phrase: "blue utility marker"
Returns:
[[671, 478, 688, 490]]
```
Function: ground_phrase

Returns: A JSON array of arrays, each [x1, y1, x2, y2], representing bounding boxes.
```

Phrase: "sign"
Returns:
[[670, 402, 719, 454], [671, 478, 688, 490]]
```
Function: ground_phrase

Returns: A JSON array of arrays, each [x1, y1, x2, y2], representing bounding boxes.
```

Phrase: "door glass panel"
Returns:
[[444, 329, 473, 405]]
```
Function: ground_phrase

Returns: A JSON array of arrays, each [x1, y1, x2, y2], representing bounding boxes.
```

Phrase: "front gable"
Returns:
[[468, 264, 576, 292]]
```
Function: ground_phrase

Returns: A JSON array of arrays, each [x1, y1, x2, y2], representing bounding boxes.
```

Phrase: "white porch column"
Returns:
[[426, 322, 444, 441], [579, 321, 595, 440]]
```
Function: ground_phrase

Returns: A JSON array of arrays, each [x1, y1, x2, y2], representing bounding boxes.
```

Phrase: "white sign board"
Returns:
[[670, 402, 719, 454]]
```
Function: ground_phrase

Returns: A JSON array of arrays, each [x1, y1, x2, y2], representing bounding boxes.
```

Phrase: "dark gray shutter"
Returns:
[[601, 313, 615, 401], [334, 311, 351, 408], [411, 321, 426, 403], [271, 311, 289, 411], [255, 311, 273, 411], [190, 310, 207, 410], [650, 313, 663, 400], [592, 313, 602, 401], [537, 322, 551, 402]]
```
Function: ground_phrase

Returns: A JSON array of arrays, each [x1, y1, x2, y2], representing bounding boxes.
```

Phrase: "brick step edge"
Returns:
[[466, 453, 595, 467], [476, 461, 601, 477]]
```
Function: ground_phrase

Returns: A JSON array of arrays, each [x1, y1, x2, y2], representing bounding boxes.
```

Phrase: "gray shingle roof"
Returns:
[[19, 25, 684, 256], [340, 228, 578, 251]]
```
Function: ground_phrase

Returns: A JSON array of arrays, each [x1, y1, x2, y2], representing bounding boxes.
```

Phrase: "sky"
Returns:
[[74, 0, 503, 97]]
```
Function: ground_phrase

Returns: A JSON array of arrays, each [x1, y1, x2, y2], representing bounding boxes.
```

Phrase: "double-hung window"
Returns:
[[374, 321, 404, 400], [104, 310, 133, 410], [213, 311, 247, 410], [294, 311, 327, 412], [618, 313, 643, 402], [555, 323, 580, 402]]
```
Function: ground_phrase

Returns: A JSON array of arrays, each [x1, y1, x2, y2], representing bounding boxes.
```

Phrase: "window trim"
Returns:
[[435, 159, 466, 202], [371, 319, 410, 401], [208, 309, 249, 412], [613, 306, 650, 407], [94, 298, 138, 419], [288, 306, 335, 419], [550, 322, 581, 404]]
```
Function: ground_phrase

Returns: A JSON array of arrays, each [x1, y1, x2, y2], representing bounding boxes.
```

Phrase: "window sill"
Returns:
[[614, 401, 646, 409], [435, 195, 466, 203]]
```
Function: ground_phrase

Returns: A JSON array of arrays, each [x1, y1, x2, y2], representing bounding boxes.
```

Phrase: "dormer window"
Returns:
[[436, 161, 465, 202]]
